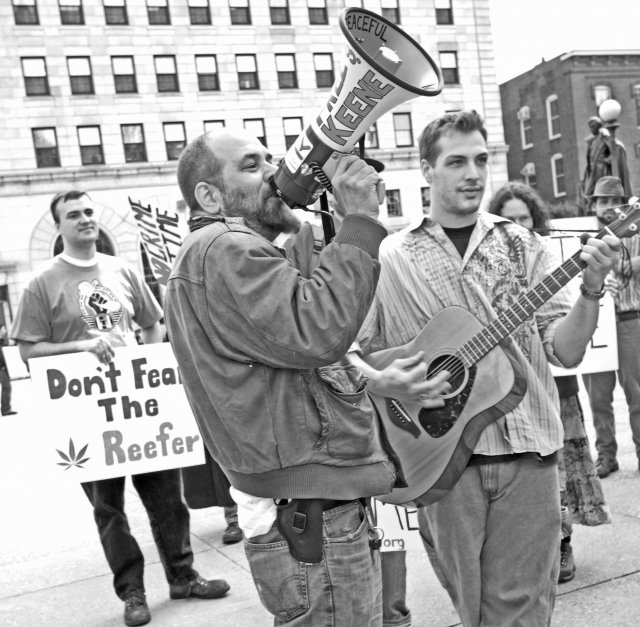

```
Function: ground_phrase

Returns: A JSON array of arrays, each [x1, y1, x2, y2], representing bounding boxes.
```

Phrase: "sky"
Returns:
[[488, 0, 640, 83]]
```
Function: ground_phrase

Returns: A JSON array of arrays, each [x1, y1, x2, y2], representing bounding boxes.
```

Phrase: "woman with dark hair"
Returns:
[[488, 181, 611, 584]]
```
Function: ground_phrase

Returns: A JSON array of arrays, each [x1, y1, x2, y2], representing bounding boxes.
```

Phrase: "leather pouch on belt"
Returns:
[[275, 499, 324, 565]]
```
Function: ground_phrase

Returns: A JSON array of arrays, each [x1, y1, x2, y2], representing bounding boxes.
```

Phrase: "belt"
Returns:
[[467, 452, 557, 467], [616, 310, 640, 322], [321, 499, 353, 511]]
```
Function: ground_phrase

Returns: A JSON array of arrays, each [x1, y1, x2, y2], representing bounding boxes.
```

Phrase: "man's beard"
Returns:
[[222, 187, 300, 235]]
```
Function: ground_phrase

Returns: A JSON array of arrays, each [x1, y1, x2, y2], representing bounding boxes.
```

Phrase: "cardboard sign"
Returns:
[[547, 216, 618, 375], [28, 343, 205, 482], [373, 500, 422, 552], [128, 198, 183, 286]]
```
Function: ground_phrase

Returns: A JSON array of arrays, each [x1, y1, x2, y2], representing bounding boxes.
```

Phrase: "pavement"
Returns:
[[2, 377, 640, 627]]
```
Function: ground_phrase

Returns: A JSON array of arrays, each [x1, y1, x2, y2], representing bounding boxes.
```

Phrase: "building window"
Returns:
[[276, 54, 297, 89], [633, 84, 640, 127], [59, 0, 84, 24], [421, 187, 431, 213], [546, 94, 560, 139], [270, 0, 289, 24], [283, 117, 303, 149], [517, 105, 532, 149], [551, 153, 566, 197], [365, 123, 379, 149], [21, 57, 49, 96], [439, 51, 459, 85], [154, 55, 179, 92], [380, 0, 400, 24], [593, 85, 611, 107], [204, 120, 225, 132], [313, 53, 334, 88], [236, 54, 259, 90], [308, 0, 327, 24], [188, 0, 210, 24], [195, 55, 219, 91], [32, 128, 60, 168], [104, 0, 128, 25], [121, 124, 147, 162], [244, 118, 266, 147], [435, 0, 453, 25], [393, 112, 413, 147], [147, 0, 170, 25], [68, 57, 94, 95], [78, 126, 105, 165], [112, 56, 137, 93], [13, 0, 39, 25], [386, 189, 402, 217], [520, 162, 537, 189], [163, 122, 186, 160], [230, 0, 251, 24]]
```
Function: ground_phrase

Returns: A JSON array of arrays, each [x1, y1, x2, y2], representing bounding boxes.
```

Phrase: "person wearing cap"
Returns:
[[582, 176, 640, 478], [582, 116, 632, 200]]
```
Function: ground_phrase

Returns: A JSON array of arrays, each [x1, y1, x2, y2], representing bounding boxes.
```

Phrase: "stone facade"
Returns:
[[0, 0, 506, 323]]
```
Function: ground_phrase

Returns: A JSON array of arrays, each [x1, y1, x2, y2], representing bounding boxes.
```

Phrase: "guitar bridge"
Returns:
[[387, 398, 421, 438]]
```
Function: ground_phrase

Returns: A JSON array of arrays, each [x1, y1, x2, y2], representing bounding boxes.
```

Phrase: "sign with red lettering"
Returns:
[[27, 343, 205, 481], [128, 198, 183, 286]]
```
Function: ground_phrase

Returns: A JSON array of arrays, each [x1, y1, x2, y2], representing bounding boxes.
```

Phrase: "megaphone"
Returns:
[[273, 7, 443, 209]]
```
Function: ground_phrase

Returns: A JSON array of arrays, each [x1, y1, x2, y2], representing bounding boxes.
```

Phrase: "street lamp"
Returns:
[[598, 98, 622, 179]]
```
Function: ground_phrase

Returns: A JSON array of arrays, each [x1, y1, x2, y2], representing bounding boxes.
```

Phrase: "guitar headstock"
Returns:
[[604, 201, 640, 239]]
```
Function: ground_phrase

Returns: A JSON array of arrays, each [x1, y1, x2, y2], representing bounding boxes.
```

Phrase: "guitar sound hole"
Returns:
[[427, 354, 466, 395]]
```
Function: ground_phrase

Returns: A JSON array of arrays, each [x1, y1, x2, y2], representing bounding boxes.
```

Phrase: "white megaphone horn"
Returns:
[[273, 7, 443, 209]]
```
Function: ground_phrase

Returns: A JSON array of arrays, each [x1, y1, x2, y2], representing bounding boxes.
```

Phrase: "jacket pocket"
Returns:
[[304, 362, 377, 460]]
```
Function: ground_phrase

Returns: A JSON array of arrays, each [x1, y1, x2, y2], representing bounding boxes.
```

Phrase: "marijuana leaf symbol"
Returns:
[[56, 439, 90, 470]]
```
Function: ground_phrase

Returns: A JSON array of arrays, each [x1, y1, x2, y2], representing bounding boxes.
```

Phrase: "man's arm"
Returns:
[[553, 234, 620, 366], [18, 337, 115, 365]]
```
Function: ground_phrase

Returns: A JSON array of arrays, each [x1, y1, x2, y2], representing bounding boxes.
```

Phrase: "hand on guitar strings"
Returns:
[[366, 351, 452, 408], [579, 233, 621, 292]]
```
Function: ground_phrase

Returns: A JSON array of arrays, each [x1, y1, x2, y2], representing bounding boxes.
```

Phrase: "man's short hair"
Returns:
[[418, 110, 488, 165], [50, 190, 90, 224], [177, 133, 224, 213]]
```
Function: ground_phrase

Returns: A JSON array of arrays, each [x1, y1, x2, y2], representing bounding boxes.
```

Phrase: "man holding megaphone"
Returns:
[[164, 128, 450, 625]]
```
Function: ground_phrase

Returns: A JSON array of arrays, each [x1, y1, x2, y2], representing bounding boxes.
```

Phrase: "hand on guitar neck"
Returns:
[[348, 350, 451, 409]]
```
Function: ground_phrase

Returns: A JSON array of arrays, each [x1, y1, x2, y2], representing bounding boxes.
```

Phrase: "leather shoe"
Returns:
[[170, 575, 230, 600], [596, 458, 619, 478], [558, 542, 576, 584], [222, 522, 243, 544], [1, 410, 17, 416], [123, 590, 150, 626]]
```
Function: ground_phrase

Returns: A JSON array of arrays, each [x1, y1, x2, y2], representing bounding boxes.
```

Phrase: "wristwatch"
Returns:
[[579, 283, 606, 300]]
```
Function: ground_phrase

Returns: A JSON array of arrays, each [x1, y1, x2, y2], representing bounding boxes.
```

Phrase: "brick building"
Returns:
[[0, 0, 507, 325], [500, 50, 640, 214]]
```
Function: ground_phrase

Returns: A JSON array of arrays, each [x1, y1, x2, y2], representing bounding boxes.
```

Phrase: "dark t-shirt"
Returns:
[[442, 223, 476, 258]]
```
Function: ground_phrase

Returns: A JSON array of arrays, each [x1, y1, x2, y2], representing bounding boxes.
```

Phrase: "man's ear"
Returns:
[[421, 159, 433, 184], [194, 182, 223, 215]]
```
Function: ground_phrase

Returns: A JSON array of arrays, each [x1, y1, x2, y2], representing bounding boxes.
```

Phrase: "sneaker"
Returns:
[[123, 590, 150, 627], [222, 522, 243, 545], [596, 458, 619, 478], [558, 543, 576, 584], [169, 575, 230, 600]]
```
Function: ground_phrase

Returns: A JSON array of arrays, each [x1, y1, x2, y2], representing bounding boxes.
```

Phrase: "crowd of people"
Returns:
[[5, 108, 638, 626]]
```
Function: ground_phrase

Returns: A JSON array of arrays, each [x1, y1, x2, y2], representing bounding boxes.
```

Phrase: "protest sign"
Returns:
[[373, 500, 422, 552], [28, 343, 205, 482], [128, 198, 183, 286], [547, 216, 617, 375]]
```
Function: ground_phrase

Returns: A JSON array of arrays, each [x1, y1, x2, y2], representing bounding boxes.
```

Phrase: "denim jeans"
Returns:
[[380, 551, 411, 626], [244, 500, 382, 626], [582, 317, 640, 462], [0, 366, 12, 414], [417, 456, 561, 627], [82, 468, 195, 599]]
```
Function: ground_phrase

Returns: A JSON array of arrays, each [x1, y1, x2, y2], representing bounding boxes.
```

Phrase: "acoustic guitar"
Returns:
[[365, 203, 640, 507]]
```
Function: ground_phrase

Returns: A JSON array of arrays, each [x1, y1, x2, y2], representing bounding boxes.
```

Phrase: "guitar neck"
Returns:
[[458, 248, 586, 366]]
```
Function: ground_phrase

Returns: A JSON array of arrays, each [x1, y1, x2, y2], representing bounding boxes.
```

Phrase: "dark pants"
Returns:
[[82, 468, 195, 599], [0, 367, 12, 414]]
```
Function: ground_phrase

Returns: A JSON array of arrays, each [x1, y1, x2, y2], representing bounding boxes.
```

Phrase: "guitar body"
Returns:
[[366, 305, 528, 507]]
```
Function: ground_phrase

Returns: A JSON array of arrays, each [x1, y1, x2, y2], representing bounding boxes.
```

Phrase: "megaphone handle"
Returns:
[[319, 192, 336, 245]]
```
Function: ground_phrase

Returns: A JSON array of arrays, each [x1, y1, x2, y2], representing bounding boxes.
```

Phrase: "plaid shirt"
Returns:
[[358, 210, 570, 456], [614, 236, 640, 314]]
